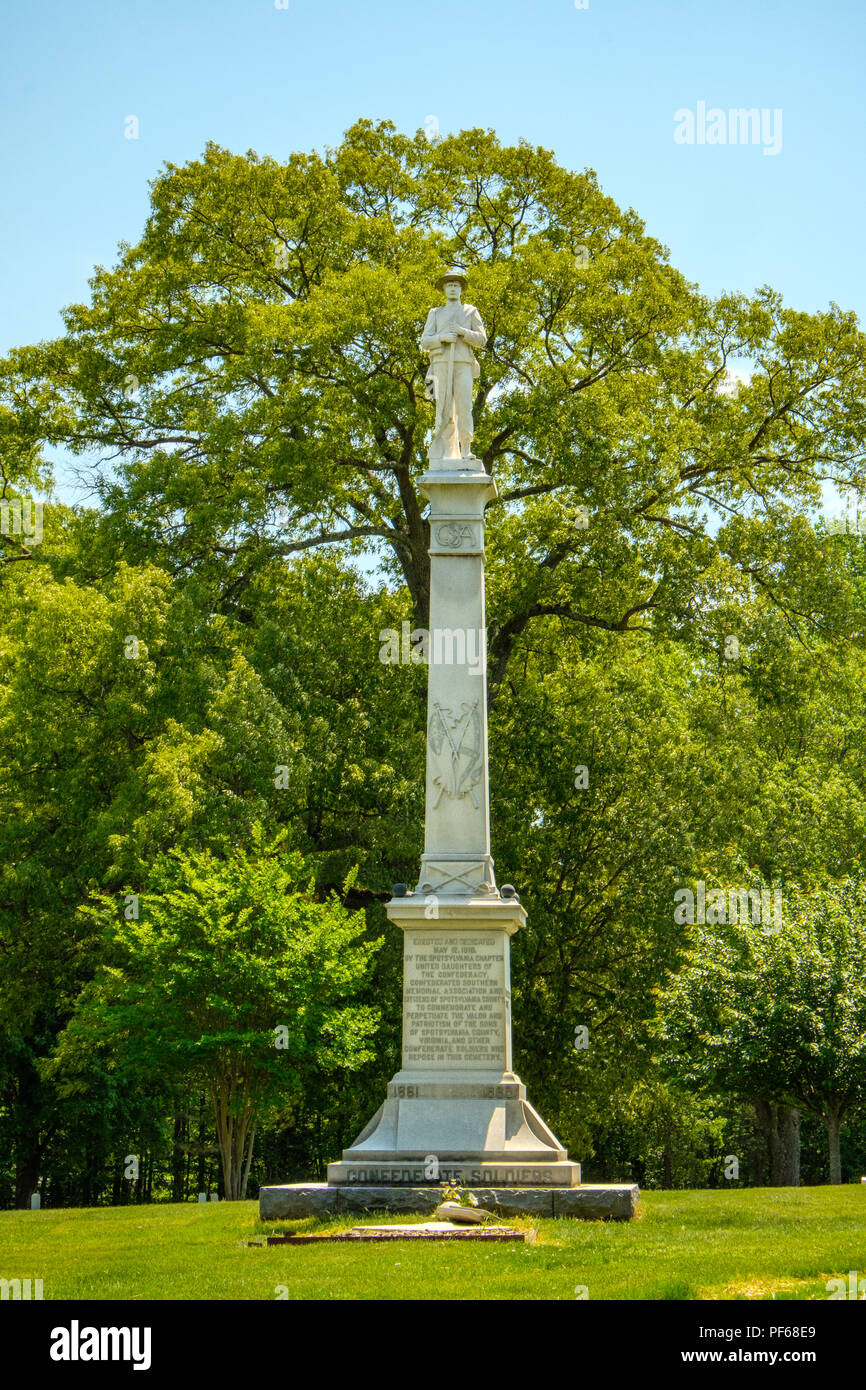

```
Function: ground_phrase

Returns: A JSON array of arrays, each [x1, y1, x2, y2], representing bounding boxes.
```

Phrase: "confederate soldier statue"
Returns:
[[420, 266, 487, 464]]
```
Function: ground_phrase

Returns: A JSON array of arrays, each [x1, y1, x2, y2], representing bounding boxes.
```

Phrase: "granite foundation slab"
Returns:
[[265, 1223, 534, 1244], [261, 1183, 336, 1219], [552, 1185, 638, 1220], [259, 1182, 639, 1222]]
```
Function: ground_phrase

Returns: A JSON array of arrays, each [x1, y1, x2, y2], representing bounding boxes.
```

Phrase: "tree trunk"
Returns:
[[214, 1082, 235, 1198], [170, 1111, 183, 1202], [213, 1076, 255, 1199], [14, 1143, 42, 1210], [826, 1105, 843, 1184], [197, 1098, 207, 1194], [754, 1100, 800, 1185], [240, 1127, 256, 1200], [12, 1052, 47, 1208], [778, 1107, 800, 1186]]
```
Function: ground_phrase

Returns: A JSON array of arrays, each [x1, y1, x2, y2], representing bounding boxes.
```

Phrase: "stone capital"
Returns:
[[418, 469, 498, 521]]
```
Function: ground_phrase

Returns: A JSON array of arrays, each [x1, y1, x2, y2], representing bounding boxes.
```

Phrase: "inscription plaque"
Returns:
[[402, 930, 510, 1069]]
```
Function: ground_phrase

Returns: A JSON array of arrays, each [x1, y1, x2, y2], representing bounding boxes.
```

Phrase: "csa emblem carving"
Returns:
[[429, 701, 483, 808], [434, 522, 474, 549]]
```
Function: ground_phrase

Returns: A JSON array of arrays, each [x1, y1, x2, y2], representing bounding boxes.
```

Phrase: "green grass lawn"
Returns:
[[1, 1187, 864, 1300]]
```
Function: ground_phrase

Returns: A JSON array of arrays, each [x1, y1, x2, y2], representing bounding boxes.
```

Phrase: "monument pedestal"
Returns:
[[327, 894, 579, 1188]]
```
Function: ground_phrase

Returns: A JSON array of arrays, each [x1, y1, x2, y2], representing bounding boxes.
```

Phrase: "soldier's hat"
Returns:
[[435, 265, 469, 291]]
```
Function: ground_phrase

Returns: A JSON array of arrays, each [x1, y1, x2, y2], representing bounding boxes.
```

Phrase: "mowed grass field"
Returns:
[[1, 1188, 865, 1301]]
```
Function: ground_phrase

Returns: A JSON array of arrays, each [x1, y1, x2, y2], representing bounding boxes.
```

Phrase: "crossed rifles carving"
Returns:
[[429, 701, 482, 808]]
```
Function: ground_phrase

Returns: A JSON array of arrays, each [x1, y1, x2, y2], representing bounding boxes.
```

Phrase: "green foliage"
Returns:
[[44, 834, 380, 1198], [652, 879, 866, 1182]]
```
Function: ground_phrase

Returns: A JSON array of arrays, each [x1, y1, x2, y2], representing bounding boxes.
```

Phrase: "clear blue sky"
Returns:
[[2, 0, 864, 499]]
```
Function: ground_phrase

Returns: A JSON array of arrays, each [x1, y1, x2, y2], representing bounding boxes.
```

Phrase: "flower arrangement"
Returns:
[[439, 1183, 479, 1208]]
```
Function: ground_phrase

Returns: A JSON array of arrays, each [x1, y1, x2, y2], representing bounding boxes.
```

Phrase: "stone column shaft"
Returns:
[[416, 469, 497, 897]]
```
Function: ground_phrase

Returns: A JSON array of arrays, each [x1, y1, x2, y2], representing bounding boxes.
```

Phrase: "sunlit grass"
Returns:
[[1, 1187, 864, 1300]]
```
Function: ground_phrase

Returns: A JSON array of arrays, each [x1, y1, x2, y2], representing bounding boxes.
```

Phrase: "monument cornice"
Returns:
[[385, 896, 527, 935]]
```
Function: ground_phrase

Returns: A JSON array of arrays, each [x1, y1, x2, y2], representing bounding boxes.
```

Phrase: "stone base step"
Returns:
[[259, 1182, 639, 1222]]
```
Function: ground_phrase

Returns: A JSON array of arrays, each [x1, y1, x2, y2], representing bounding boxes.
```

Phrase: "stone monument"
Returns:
[[260, 269, 638, 1220]]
